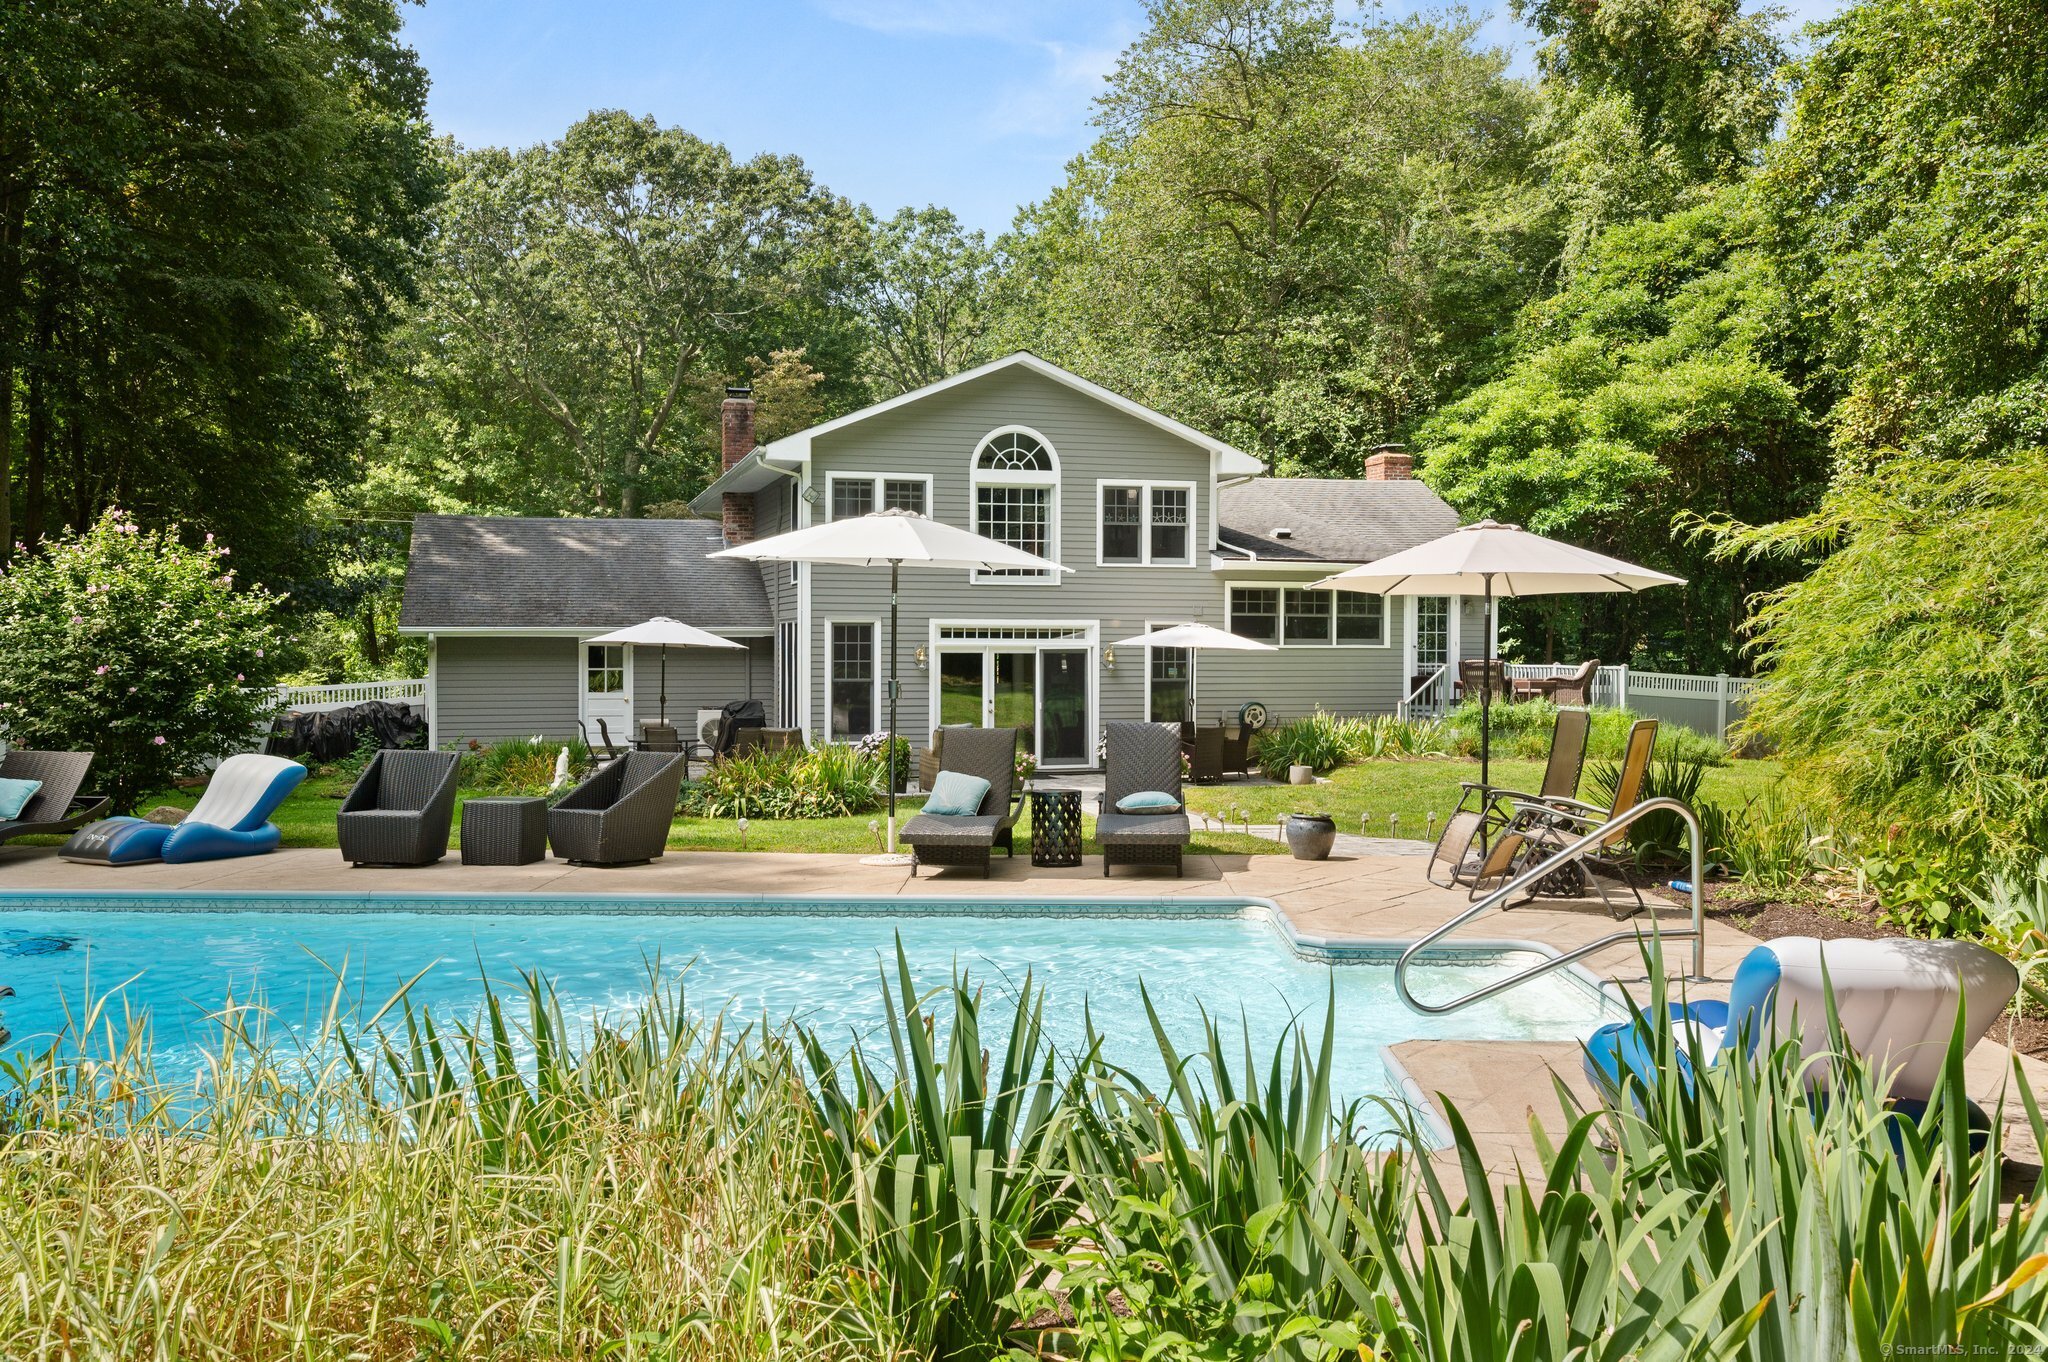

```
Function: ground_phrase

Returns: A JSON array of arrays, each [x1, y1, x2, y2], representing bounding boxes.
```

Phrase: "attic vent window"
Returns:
[[1272, 527, 1294, 540]]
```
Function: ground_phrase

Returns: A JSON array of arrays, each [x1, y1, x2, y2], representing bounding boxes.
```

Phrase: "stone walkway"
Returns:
[[1, 841, 2039, 1188]]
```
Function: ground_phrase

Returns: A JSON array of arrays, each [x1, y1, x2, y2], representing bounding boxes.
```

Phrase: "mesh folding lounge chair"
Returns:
[[1584, 936, 2018, 1144], [900, 727, 1022, 878], [547, 750, 686, 867], [1096, 721, 1190, 877], [61, 754, 307, 864], [1428, 707, 1591, 889], [1467, 718, 1660, 918], [0, 750, 109, 846], [337, 749, 461, 867]]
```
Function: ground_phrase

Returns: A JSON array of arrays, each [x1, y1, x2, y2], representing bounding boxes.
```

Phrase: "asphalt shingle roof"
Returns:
[[1216, 478, 1460, 564], [399, 515, 772, 631]]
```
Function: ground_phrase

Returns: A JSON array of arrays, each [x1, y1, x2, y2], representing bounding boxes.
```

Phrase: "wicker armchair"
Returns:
[[1219, 726, 1252, 780], [1550, 658, 1601, 707], [1097, 722, 1190, 877], [0, 750, 109, 845], [337, 749, 462, 867], [900, 727, 1022, 878], [1185, 726, 1225, 784], [547, 751, 686, 867]]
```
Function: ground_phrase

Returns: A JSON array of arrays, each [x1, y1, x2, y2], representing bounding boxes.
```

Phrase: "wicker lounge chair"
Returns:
[[0, 750, 109, 846], [1097, 721, 1191, 877], [1428, 707, 1591, 889], [1471, 718, 1660, 918], [900, 727, 1022, 878], [337, 749, 461, 867], [546, 750, 686, 867]]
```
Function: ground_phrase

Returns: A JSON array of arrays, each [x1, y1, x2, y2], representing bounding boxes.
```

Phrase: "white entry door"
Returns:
[[581, 643, 634, 744]]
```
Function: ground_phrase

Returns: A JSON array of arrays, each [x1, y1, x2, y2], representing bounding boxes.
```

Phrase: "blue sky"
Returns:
[[402, 0, 1846, 238]]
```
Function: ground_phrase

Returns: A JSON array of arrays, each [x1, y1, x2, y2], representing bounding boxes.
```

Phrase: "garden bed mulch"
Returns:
[[1647, 879, 2048, 1062]]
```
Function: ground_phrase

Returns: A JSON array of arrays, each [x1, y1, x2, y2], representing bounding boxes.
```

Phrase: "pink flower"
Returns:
[[95, 665, 109, 675], [127, 686, 138, 694], [254, 648, 264, 658], [235, 673, 244, 682], [69, 615, 82, 626], [152, 736, 166, 746], [204, 533, 214, 544]]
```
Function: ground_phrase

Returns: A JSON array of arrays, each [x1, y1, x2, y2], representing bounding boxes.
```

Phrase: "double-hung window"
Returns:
[[1228, 586, 1385, 646], [970, 429, 1059, 581], [1098, 482, 1194, 566], [827, 622, 877, 739], [828, 473, 928, 521]]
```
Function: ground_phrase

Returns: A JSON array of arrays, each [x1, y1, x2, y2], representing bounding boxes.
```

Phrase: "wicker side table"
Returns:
[[461, 796, 549, 866], [1028, 785, 1084, 868]]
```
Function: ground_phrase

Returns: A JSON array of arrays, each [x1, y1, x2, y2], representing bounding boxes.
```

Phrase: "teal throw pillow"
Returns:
[[1116, 790, 1182, 814], [0, 777, 43, 821], [924, 771, 992, 817]]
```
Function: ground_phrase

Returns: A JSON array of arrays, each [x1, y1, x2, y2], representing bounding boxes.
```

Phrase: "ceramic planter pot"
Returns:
[[1285, 812, 1337, 860], [1288, 763, 1314, 785]]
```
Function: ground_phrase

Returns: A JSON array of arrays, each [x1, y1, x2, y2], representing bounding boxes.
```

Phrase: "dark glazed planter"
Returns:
[[1284, 812, 1337, 861]]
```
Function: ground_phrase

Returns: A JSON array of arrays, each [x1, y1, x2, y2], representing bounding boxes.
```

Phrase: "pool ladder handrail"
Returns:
[[1393, 796, 1708, 1016]]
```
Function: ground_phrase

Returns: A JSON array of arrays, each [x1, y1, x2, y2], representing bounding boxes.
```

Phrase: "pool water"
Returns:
[[0, 897, 1607, 1123]]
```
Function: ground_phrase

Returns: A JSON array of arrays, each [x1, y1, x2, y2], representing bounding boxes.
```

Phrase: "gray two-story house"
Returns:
[[399, 353, 1488, 769]]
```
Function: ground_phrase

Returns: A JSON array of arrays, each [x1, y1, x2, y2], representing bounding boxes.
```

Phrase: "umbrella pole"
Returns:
[[887, 560, 900, 853], [660, 645, 668, 727], [1480, 574, 1495, 796]]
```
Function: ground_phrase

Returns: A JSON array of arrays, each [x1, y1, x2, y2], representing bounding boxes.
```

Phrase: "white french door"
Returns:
[[931, 635, 1093, 768], [580, 642, 634, 742]]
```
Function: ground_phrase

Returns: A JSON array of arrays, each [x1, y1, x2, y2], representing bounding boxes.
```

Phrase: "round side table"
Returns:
[[1028, 785, 1084, 868]]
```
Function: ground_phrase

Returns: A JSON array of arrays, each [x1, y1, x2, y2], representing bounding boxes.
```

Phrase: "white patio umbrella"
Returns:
[[1310, 520, 1684, 793], [582, 616, 744, 728], [711, 507, 1070, 862], [1108, 621, 1276, 722]]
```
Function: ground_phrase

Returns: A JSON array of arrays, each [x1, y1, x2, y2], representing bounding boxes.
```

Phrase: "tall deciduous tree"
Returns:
[[991, 0, 1549, 475], [389, 112, 860, 517], [852, 206, 995, 396], [0, 0, 439, 578]]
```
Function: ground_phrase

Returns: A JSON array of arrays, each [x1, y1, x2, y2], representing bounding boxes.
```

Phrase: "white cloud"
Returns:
[[982, 37, 1126, 138], [814, 0, 1027, 39]]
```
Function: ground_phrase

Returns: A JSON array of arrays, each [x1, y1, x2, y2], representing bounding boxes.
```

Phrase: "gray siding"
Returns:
[[434, 633, 774, 747], [630, 636, 773, 734], [792, 367, 1413, 758], [435, 636, 580, 744]]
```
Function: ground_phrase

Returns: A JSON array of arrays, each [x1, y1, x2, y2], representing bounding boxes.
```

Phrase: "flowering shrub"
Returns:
[[0, 511, 286, 811]]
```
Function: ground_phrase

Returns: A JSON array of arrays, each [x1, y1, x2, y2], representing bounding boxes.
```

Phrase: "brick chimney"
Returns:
[[721, 385, 756, 544], [1363, 443, 1413, 480]]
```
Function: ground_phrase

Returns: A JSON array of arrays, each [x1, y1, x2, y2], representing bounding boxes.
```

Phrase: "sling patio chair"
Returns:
[[546, 750, 687, 867], [900, 727, 1023, 878], [1097, 721, 1191, 877], [0, 750, 110, 846], [1427, 707, 1591, 889], [1466, 718, 1660, 918], [337, 748, 462, 867]]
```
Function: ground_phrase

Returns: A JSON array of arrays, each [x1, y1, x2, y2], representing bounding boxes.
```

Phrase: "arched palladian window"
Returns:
[[969, 427, 1060, 581]]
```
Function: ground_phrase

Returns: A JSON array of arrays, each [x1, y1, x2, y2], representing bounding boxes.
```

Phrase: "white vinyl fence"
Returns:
[[1398, 663, 1759, 738]]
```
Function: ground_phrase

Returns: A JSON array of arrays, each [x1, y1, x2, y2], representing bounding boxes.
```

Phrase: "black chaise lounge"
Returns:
[[337, 749, 462, 867], [1096, 721, 1191, 877], [900, 726, 1023, 878], [0, 750, 110, 846], [547, 751, 687, 867]]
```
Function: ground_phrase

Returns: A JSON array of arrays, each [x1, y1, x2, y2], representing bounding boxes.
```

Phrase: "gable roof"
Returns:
[[398, 514, 772, 634], [1216, 478, 1461, 565], [695, 353, 1263, 508]]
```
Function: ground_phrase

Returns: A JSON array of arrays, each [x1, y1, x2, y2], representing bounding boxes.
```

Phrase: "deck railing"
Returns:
[[272, 679, 426, 713]]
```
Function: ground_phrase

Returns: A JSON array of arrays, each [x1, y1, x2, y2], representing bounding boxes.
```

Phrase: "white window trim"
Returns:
[[969, 424, 1061, 585], [823, 617, 883, 742], [1142, 620, 1196, 725], [1223, 581, 1391, 648], [823, 470, 933, 521], [1095, 479, 1198, 567]]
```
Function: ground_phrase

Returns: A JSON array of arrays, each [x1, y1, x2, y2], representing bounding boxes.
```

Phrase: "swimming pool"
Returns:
[[0, 892, 1611, 1130]]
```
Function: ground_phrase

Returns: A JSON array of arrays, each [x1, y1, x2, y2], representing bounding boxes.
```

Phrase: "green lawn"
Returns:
[[105, 754, 1784, 857], [1185, 756, 1785, 841]]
